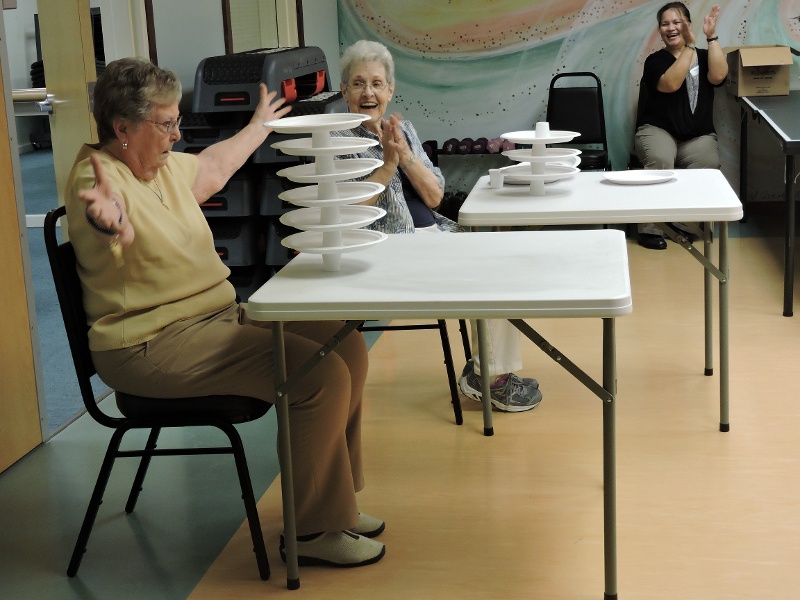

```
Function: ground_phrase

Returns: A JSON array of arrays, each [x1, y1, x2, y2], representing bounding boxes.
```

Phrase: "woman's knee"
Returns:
[[635, 125, 677, 169], [678, 135, 719, 169]]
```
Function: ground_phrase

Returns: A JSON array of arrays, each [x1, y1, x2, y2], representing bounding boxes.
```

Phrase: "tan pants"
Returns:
[[634, 124, 720, 236], [92, 303, 368, 535]]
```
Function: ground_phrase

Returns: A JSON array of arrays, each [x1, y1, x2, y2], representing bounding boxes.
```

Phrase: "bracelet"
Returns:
[[402, 154, 416, 169], [707, 36, 719, 43], [86, 198, 123, 236]]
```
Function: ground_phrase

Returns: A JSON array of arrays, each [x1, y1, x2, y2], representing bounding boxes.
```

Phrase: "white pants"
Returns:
[[416, 225, 523, 378]]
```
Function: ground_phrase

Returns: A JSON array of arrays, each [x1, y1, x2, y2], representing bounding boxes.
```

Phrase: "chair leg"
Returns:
[[218, 422, 271, 581], [67, 426, 129, 577], [437, 320, 463, 425], [458, 319, 472, 362], [125, 427, 161, 514]]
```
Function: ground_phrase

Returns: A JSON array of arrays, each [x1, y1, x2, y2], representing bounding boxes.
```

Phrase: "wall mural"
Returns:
[[338, 0, 800, 185]]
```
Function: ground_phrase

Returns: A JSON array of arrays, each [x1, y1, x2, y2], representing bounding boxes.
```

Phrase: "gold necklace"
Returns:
[[145, 178, 163, 203]]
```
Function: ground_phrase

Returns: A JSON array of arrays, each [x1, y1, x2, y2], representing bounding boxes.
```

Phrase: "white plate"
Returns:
[[280, 206, 386, 231], [502, 164, 579, 185], [271, 137, 378, 156], [277, 158, 382, 183], [265, 113, 369, 133], [502, 148, 581, 163], [602, 170, 675, 185], [501, 130, 580, 145], [282, 229, 388, 254], [279, 182, 385, 207]]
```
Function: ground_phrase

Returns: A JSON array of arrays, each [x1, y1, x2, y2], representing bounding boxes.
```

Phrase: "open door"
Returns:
[[0, 10, 43, 472], [36, 0, 98, 211]]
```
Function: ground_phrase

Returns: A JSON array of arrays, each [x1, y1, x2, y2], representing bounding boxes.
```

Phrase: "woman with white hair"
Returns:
[[333, 40, 542, 413]]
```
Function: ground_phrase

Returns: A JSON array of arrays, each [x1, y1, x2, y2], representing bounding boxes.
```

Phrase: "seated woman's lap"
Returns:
[[635, 124, 719, 169], [675, 133, 719, 168], [92, 303, 367, 410]]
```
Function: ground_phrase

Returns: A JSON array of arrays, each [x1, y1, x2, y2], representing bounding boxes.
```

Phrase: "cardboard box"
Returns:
[[725, 45, 793, 97]]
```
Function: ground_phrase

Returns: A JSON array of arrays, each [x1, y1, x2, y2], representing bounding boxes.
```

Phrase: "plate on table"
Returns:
[[602, 170, 674, 185]]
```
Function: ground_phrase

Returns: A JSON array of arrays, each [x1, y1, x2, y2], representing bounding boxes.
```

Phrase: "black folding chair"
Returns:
[[358, 319, 471, 425], [44, 205, 271, 581], [546, 72, 612, 171]]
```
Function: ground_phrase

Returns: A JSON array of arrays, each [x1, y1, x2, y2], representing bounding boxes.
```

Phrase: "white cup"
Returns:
[[535, 121, 550, 138], [488, 169, 503, 189]]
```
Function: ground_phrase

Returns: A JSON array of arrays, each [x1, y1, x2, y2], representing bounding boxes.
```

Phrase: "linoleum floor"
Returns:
[[3, 233, 800, 599]]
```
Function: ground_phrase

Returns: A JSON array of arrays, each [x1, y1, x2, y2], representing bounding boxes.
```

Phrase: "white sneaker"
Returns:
[[279, 531, 385, 568], [348, 512, 385, 538]]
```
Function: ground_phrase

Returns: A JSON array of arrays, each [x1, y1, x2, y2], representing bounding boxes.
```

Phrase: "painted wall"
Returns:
[[337, 0, 800, 196]]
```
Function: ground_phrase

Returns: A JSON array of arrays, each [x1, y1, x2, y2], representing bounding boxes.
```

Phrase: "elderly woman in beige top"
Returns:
[[65, 57, 385, 568]]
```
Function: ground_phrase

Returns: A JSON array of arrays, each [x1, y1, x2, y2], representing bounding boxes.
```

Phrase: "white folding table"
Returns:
[[459, 168, 743, 433], [247, 230, 632, 598]]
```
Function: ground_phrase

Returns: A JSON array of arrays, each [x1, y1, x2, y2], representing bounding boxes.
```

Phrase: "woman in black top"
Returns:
[[634, 2, 728, 249]]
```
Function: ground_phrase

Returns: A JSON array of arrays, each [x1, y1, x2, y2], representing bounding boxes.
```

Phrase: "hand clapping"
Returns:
[[703, 4, 720, 39], [380, 113, 412, 170]]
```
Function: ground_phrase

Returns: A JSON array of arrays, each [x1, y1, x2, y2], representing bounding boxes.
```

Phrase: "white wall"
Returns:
[[151, 0, 225, 108], [301, 0, 340, 85]]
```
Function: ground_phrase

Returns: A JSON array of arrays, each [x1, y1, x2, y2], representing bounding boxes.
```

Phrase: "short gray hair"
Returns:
[[93, 57, 182, 145], [340, 40, 395, 86]]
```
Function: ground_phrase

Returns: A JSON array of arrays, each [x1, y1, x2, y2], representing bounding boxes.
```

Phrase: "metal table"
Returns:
[[459, 168, 742, 432], [739, 93, 800, 316], [247, 230, 632, 598]]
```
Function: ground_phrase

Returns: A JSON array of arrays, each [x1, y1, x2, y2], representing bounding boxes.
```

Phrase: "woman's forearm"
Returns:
[[658, 47, 695, 93], [358, 163, 396, 205], [193, 122, 269, 202], [706, 40, 728, 84], [400, 156, 443, 208]]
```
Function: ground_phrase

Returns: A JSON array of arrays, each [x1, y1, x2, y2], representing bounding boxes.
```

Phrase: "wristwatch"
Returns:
[[707, 36, 719, 43]]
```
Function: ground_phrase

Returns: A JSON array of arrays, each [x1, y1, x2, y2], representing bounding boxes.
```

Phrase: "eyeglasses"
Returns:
[[144, 115, 182, 134], [346, 81, 389, 93]]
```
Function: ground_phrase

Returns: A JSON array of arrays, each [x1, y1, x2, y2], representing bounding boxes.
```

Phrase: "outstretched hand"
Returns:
[[79, 153, 135, 247], [256, 83, 292, 134]]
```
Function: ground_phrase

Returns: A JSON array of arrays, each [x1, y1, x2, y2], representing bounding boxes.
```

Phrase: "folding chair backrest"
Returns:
[[546, 72, 608, 146], [43, 206, 121, 427]]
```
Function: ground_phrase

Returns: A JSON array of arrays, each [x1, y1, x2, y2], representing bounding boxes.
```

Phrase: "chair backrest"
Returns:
[[44, 206, 122, 428], [545, 72, 608, 148]]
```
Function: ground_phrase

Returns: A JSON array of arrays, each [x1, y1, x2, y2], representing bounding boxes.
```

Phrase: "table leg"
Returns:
[[703, 223, 713, 376], [719, 223, 730, 432], [272, 322, 300, 589], [784, 155, 796, 317], [602, 318, 618, 600], [476, 319, 494, 436]]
